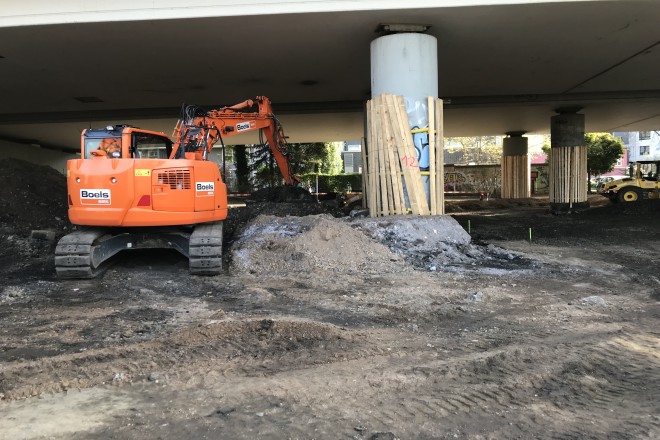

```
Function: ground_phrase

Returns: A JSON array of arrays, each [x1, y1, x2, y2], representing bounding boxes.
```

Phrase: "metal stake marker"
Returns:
[[468, 219, 471, 234], [529, 227, 532, 243]]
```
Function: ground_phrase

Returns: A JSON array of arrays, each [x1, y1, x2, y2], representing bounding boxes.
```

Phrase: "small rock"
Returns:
[[579, 296, 607, 306], [468, 292, 483, 302], [148, 373, 160, 382], [31, 230, 55, 241], [354, 425, 366, 432], [113, 372, 125, 382]]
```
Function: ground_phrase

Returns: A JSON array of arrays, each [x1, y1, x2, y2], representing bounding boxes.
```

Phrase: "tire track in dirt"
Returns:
[[0, 319, 359, 400], [165, 324, 660, 439]]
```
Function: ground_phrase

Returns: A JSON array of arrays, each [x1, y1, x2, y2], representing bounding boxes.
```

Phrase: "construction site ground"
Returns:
[[1, 159, 659, 440]]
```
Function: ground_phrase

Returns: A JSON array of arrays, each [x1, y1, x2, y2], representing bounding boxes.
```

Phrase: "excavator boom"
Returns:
[[170, 96, 299, 186]]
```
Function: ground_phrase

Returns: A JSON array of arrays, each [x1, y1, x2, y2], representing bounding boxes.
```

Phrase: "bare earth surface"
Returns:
[[0, 160, 659, 440]]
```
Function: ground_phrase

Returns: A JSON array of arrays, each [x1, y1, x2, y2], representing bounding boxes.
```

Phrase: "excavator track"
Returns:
[[55, 223, 223, 279], [55, 228, 109, 279], [189, 221, 223, 275]]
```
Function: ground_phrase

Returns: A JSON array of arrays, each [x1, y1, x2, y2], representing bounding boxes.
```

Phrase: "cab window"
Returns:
[[132, 134, 172, 159], [84, 137, 122, 158]]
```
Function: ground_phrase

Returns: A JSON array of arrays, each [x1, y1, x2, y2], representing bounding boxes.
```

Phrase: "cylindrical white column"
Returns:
[[371, 33, 438, 206], [502, 135, 530, 199]]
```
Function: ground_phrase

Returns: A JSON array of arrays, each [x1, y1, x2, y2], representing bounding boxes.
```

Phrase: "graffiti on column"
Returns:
[[444, 166, 502, 193], [406, 99, 430, 172], [411, 127, 430, 171], [530, 166, 550, 194]]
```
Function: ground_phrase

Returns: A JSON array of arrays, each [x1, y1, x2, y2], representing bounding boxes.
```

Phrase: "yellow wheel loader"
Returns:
[[598, 161, 660, 203]]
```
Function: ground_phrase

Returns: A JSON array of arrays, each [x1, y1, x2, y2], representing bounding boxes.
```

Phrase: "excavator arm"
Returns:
[[169, 96, 300, 186]]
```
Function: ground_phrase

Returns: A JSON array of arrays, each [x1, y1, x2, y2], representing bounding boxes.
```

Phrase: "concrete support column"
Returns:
[[549, 109, 588, 213], [501, 132, 530, 199], [371, 32, 438, 206]]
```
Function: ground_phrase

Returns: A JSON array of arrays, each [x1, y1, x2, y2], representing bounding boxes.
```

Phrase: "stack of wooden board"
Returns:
[[363, 94, 444, 217]]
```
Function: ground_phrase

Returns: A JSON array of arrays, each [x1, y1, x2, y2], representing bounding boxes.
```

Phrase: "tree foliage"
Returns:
[[446, 136, 501, 164], [233, 145, 251, 193], [250, 142, 342, 188], [585, 133, 624, 176], [585, 133, 624, 192], [298, 173, 362, 193]]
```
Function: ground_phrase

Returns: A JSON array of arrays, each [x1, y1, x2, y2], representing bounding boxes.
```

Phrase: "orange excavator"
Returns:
[[56, 96, 298, 278]]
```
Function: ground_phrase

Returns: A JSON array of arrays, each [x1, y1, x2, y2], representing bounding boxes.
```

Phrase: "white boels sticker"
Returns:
[[80, 189, 111, 205], [236, 121, 255, 132], [196, 182, 214, 196]]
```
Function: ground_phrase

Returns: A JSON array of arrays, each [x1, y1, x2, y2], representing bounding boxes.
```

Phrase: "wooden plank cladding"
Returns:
[[363, 94, 444, 217], [549, 146, 588, 206], [501, 155, 530, 199]]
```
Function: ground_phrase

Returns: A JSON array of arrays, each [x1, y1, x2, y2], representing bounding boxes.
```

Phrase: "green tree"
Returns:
[[446, 136, 500, 164], [250, 142, 342, 188], [585, 133, 624, 192], [233, 145, 250, 193], [541, 143, 551, 163], [287, 142, 342, 175]]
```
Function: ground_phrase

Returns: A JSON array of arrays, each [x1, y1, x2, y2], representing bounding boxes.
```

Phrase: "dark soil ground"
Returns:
[[0, 158, 659, 440]]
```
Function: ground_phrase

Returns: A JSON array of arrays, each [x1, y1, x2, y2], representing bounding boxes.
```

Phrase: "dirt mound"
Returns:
[[224, 201, 342, 246], [251, 186, 316, 203], [231, 214, 406, 274], [0, 159, 69, 275], [0, 158, 68, 235], [231, 213, 531, 275]]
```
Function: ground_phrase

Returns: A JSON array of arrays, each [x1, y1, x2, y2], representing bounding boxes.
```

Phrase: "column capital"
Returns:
[[553, 106, 583, 115]]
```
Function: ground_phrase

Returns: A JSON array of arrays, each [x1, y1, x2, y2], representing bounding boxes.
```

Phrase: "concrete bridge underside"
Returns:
[[1, 0, 659, 162]]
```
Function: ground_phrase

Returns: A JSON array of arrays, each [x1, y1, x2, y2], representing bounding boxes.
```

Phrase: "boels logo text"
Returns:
[[80, 189, 111, 205], [196, 182, 214, 196], [236, 121, 256, 132]]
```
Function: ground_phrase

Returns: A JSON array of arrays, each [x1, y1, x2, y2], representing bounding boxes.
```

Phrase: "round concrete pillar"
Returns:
[[501, 134, 530, 199], [503, 135, 528, 157], [371, 33, 438, 206], [549, 111, 588, 213], [551, 113, 585, 148]]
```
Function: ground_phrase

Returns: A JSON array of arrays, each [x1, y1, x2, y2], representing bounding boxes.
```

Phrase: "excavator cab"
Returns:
[[82, 126, 173, 160]]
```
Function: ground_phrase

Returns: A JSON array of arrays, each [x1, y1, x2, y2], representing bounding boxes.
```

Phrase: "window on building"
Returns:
[[639, 131, 651, 140], [640, 145, 650, 156], [344, 153, 354, 172]]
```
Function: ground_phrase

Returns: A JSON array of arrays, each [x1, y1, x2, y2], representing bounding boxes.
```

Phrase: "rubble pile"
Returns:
[[230, 213, 532, 275], [351, 215, 533, 272], [231, 214, 406, 275]]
